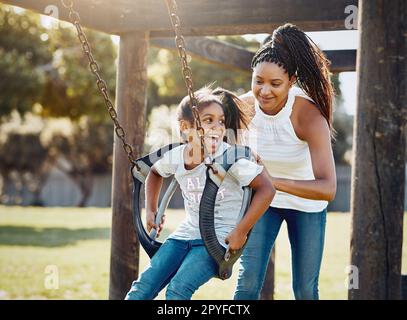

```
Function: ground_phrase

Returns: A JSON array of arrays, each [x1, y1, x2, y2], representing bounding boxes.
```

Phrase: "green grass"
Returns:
[[0, 206, 406, 300]]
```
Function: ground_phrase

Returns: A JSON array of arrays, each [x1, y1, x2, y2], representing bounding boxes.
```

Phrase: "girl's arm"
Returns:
[[145, 167, 165, 237], [225, 168, 275, 251], [274, 98, 337, 201]]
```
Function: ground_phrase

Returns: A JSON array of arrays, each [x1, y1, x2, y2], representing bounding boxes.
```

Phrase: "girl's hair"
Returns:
[[177, 86, 251, 144], [252, 23, 334, 131]]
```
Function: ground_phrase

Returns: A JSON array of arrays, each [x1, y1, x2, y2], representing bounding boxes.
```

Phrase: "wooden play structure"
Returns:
[[1, 0, 405, 300]]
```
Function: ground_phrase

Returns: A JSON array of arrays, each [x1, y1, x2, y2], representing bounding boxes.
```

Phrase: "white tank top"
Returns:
[[243, 86, 328, 212]]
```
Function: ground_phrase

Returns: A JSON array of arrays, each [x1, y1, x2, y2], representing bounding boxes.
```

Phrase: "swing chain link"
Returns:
[[60, 0, 138, 169], [164, 0, 213, 167], [60, 0, 214, 171]]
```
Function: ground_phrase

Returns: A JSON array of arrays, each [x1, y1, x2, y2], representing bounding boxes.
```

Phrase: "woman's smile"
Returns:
[[259, 95, 275, 104]]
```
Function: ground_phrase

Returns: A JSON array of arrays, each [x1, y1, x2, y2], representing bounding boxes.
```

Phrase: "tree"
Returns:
[[0, 5, 52, 116], [0, 112, 50, 205], [47, 118, 114, 207], [39, 24, 117, 122], [0, 112, 114, 206], [0, 4, 117, 206], [0, 4, 117, 122]]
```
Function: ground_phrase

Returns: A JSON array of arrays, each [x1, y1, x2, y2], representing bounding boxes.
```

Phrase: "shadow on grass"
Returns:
[[0, 226, 111, 247]]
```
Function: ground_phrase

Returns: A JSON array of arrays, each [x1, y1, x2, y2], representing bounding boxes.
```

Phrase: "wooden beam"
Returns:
[[2, 0, 357, 35], [324, 50, 356, 73], [109, 31, 148, 300], [349, 0, 406, 300], [152, 37, 356, 73], [151, 37, 253, 72]]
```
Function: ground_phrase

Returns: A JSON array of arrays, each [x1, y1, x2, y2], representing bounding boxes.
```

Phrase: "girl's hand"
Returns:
[[225, 228, 248, 252], [146, 210, 165, 238]]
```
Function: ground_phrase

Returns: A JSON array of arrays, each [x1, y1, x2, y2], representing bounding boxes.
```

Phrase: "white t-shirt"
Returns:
[[154, 142, 263, 247]]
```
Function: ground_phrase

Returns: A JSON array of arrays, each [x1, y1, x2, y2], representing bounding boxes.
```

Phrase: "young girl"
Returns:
[[125, 86, 275, 300], [234, 23, 337, 300]]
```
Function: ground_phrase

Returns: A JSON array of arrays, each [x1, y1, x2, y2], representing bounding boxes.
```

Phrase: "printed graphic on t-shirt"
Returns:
[[183, 176, 226, 208]]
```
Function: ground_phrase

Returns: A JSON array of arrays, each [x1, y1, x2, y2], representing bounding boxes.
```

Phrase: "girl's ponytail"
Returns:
[[212, 87, 251, 144]]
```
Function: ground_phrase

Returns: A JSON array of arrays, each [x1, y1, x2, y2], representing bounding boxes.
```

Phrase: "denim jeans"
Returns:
[[125, 238, 218, 300], [234, 206, 326, 300]]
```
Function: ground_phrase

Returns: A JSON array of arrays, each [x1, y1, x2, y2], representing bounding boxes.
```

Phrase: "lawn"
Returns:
[[0, 206, 406, 300]]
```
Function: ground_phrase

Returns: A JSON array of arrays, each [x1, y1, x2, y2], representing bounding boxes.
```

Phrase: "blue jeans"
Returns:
[[125, 238, 218, 300], [234, 206, 326, 300]]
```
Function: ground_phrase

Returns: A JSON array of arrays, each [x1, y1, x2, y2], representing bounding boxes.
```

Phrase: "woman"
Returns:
[[234, 23, 337, 300]]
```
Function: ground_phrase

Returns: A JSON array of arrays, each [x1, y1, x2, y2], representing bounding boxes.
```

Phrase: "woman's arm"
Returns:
[[145, 167, 165, 236], [274, 98, 337, 201], [225, 168, 275, 250]]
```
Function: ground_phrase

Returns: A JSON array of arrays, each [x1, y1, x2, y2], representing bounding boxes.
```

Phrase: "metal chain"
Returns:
[[60, 0, 137, 168], [164, 0, 211, 164], [60, 0, 211, 168]]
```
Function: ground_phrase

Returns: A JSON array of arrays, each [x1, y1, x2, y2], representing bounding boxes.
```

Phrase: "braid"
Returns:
[[252, 23, 335, 132]]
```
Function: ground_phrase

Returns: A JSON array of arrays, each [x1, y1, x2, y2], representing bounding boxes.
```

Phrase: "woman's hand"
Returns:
[[225, 228, 248, 252]]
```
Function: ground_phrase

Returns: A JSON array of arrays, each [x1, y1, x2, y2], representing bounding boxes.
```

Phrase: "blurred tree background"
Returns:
[[0, 3, 353, 206]]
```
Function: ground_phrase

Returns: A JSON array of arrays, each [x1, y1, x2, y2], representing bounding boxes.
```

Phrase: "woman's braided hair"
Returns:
[[252, 23, 334, 131]]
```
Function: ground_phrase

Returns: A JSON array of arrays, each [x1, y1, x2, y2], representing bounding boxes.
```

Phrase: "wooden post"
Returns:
[[260, 247, 275, 300], [151, 38, 356, 73], [349, 0, 406, 300], [1, 0, 359, 35], [109, 31, 149, 300]]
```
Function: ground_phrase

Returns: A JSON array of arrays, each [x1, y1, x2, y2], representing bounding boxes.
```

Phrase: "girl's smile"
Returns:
[[201, 103, 225, 153], [181, 102, 226, 159]]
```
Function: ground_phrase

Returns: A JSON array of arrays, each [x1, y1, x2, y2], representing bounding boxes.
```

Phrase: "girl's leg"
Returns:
[[285, 208, 327, 300], [234, 207, 284, 300], [165, 239, 218, 300], [125, 239, 189, 300]]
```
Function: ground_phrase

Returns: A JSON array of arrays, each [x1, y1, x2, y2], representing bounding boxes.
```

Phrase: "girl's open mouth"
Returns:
[[205, 133, 221, 151]]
